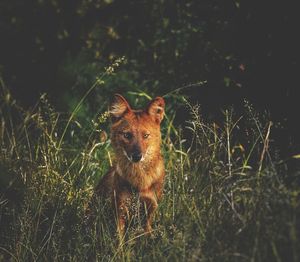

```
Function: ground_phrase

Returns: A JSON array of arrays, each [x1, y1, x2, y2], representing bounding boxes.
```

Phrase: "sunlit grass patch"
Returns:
[[0, 78, 299, 261]]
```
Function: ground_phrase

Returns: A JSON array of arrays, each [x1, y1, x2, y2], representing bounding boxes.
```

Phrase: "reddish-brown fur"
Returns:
[[94, 94, 165, 235]]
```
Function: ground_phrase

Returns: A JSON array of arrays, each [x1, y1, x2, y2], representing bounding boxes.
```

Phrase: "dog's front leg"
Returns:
[[113, 190, 131, 237], [140, 193, 158, 234]]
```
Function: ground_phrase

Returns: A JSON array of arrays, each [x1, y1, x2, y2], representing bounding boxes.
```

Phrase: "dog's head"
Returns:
[[110, 94, 165, 163]]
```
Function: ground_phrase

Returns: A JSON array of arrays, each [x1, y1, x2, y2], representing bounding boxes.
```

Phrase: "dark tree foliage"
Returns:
[[0, 0, 299, 152]]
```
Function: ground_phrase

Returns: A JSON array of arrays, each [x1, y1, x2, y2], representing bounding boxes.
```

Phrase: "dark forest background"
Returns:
[[0, 0, 299, 154]]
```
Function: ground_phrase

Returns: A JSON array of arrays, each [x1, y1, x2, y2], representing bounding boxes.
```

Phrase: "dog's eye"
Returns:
[[123, 132, 132, 139], [143, 133, 150, 139]]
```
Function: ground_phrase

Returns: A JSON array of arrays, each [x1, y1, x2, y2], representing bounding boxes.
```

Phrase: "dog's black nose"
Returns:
[[132, 152, 142, 162]]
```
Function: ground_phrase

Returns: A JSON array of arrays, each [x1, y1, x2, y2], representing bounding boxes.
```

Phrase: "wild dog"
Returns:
[[94, 94, 165, 236]]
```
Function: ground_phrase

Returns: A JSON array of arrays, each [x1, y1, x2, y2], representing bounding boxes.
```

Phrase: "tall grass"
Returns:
[[0, 77, 299, 261]]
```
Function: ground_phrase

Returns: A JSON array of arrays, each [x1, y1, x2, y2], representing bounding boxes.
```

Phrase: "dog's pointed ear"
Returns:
[[147, 97, 165, 124], [110, 94, 131, 120]]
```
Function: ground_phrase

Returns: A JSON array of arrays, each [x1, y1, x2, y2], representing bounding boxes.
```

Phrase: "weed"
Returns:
[[0, 75, 299, 261]]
